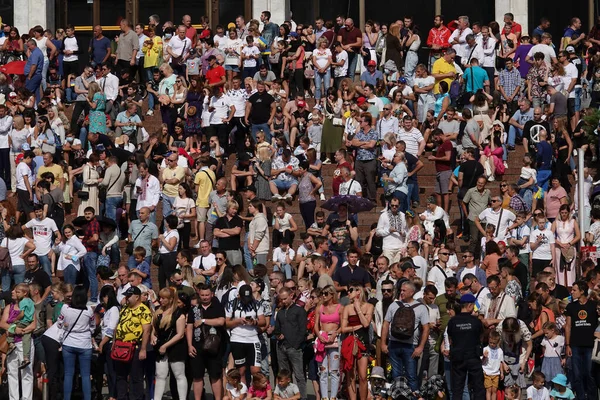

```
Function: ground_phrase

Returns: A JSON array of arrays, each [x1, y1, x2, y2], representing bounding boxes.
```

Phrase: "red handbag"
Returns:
[[111, 340, 136, 363]]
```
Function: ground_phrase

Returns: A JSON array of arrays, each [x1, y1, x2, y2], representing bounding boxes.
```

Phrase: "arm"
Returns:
[[138, 323, 151, 360]]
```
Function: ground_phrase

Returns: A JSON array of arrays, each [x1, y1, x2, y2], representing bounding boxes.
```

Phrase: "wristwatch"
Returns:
[[201, 319, 206, 324]]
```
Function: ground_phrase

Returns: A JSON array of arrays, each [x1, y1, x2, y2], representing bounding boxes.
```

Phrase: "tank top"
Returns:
[[408, 37, 421, 52], [434, 93, 449, 117], [348, 313, 369, 345], [298, 173, 315, 204], [320, 304, 341, 324], [34, 37, 49, 61], [273, 117, 285, 132]]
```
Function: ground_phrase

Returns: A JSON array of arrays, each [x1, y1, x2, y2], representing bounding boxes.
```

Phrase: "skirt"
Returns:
[[541, 356, 563, 383], [321, 118, 344, 154], [504, 363, 526, 388]]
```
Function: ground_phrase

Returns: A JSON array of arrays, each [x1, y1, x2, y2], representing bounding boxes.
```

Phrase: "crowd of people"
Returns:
[[0, 6, 600, 400]]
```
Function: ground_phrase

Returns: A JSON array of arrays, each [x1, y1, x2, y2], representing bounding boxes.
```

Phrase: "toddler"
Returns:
[[274, 369, 300, 400], [549, 374, 574, 399], [7, 283, 35, 368], [223, 369, 247, 400], [131, 246, 152, 288], [526, 371, 550, 400], [482, 330, 505, 400], [248, 372, 272, 399]]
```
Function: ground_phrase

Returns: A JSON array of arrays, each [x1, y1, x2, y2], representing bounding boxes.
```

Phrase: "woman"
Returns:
[[500, 263, 523, 304], [413, 64, 435, 123], [152, 287, 188, 400], [174, 183, 196, 250], [297, 159, 322, 229], [158, 64, 178, 135], [170, 76, 188, 122], [33, 115, 56, 153], [314, 285, 342, 400], [527, 292, 555, 344], [57, 285, 95, 400], [253, 146, 272, 201], [285, 33, 305, 98], [341, 282, 374, 400], [9, 115, 31, 190], [321, 87, 344, 163], [0, 224, 35, 291], [480, 135, 504, 182], [383, 152, 409, 212], [1, 283, 37, 400], [1, 27, 24, 54], [385, 23, 403, 72], [553, 117, 574, 193], [0, 200, 17, 245], [499, 180, 511, 208], [157, 214, 180, 289], [499, 317, 533, 389], [141, 26, 163, 82], [97, 286, 120, 400], [183, 76, 203, 142], [86, 82, 107, 135], [77, 153, 101, 216], [390, 90, 412, 120], [48, 105, 66, 143], [54, 224, 86, 284], [312, 38, 332, 101], [498, 24, 517, 69], [471, 90, 493, 143], [43, 283, 70, 399], [551, 204, 580, 287], [224, 29, 243, 87], [433, 81, 450, 122], [404, 26, 421, 86], [481, 240, 502, 277], [343, 104, 361, 149], [544, 177, 568, 222]]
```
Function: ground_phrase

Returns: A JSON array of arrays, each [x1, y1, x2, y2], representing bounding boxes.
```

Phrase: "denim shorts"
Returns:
[[225, 65, 240, 72], [273, 178, 298, 190]]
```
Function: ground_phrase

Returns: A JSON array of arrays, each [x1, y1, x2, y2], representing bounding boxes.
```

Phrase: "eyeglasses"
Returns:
[[462, 255, 473, 258], [383, 107, 391, 111], [382, 289, 393, 293], [500, 184, 507, 187], [216, 257, 224, 261], [439, 252, 450, 256]]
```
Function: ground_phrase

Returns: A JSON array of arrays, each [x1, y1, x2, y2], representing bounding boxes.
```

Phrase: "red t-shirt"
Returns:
[[333, 161, 353, 195], [435, 140, 453, 172], [339, 27, 362, 52], [509, 22, 522, 37], [205, 65, 225, 86]]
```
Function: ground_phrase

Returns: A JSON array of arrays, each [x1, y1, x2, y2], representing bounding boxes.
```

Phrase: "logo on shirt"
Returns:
[[578, 310, 588, 320]]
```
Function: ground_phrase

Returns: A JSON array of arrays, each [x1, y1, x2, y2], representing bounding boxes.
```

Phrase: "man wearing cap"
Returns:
[[446, 293, 486, 400], [246, 80, 276, 142], [114, 285, 152, 400], [376, 197, 407, 264], [359, 60, 383, 89]]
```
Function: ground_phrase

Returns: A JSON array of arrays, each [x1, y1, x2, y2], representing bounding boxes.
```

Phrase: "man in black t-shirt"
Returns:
[[522, 108, 550, 157], [214, 201, 244, 266], [323, 204, 358, 269], [23, 254, 52, 303], [565, 280, 598, 400], [246, 80, 276, 142]]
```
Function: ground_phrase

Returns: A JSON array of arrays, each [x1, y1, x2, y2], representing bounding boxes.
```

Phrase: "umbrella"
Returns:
[[320, 195, 375, 214], [0, 60, 26, 75], [72, 216, 89, 227], [97, 216, 117, 231]]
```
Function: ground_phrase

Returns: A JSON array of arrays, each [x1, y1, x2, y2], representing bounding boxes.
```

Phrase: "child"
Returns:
[[541, 322, 565, 385], [446, 241, 459, 272], [295, 277, 312, 307], [273, 202, 297, 247], [272, 238, 295, 280], [308, 111, 323, 159], [274, 369, 300, 400], [7, 283, 34, 368], [131, 246, 152, 288], [508, 211, 531, 267], [482, 330, 505, 400], [248, 372, 272, 399], [480, 223, 497, 262], [527, 371, 550, 400], [549, 374, 574, 399], [223, 368, 247, 400], [505, 385, 522, 400], [241, 36, 260, 80], [517, 154, 538, 209]]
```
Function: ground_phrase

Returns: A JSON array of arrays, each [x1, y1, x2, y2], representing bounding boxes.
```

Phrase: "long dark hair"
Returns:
[[100, 285, 119, 309], [70, 285, 89, 310], [218, 265, 235, 290]]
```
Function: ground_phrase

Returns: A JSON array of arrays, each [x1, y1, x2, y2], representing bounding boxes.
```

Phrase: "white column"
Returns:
[[495, 0, 528, 35], [14, 0, 55, 34], [252, 0, 290, 25]]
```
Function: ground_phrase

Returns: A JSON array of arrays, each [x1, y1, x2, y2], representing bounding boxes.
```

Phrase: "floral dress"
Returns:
[[89, 92, 107, 134], [184, 91, 203, 135]]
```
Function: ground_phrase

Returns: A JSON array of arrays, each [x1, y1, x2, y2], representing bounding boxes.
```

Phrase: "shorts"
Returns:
[[484, 374, 499, 389], [435, 170, 452, 194], [17, 189, 33, 214], [567, 98, 575, 117], [197, 206, 209, 222], [224, 65, 240, 72], [191, 344, 223, 380], [272, 178, 298, 191], [230, 341, 262, 368]]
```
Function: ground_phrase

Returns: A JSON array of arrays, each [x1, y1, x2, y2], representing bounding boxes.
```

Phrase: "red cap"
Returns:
[[297, 100, 306, 108], [367, 60, 377, 66], [356, 97, 367, 106]]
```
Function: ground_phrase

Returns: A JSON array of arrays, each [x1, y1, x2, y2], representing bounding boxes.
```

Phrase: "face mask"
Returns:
[[66, 137, 74, 143], [164, 33, 172, 39]]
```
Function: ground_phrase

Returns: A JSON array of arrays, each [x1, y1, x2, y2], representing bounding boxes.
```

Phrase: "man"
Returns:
[[507, 99, 533, 150], [128, 207, 159, 271], [506, 245, 529, 298], [375, 279, 396, 366], [253, 64, 276, 86], [36, 152, 64, 192], [16, 151, 35, 221], [159, 152, 185, 223], [235, 15, 248, 40], [457, 149, 484, 235], [463, 273, 490, 302], [260, 11, 278, 56], [194, 156, 216, 241], [350, 112, 378, 202], [115, 102, 143, 145], [561, 17, 585, 51], [246, 80, 275, 141], [248, 198, 270, 265], [23, 254, 52, 303], [420, 285, 441, 378], [24, 204, 60, 279], [376, 102, 399, 140], [558, 49, 580, 128], [274, 287, 307, 399], [289, 100, 310, 147], [526, 52, 548, 109], [532, 18, 551, 38], [463, 176, 491, 255], [24, 39, 44, 101], [115, 20, 139, 76], [99, 156, 125, 222], [565, 280, 598, 400], [546, 83, 568, 118], [427, 248, 454, 295], [62, 25, 80, 81], [507, 183, 529, 215], [205, 55, 226, 90], [337, 18, 362, 78], [481, 275, 517, 329], [475, 195, 516, 242], [114, 286, 152, 400], [437, 106, 460, 146], [270, 149, 300, 201], [376, 197, 407, 264], [397, 141, 423, 209], [190, 241, 217, 279], [135, 163, 160, 223], [406, 241, 427, 282], [182, 15, 197, 46], [362, 84, 384, 116], [498, 58, 521, 112], [448, 16, 472, 65], [360, 61, 384, 90], [535, 128, 553, 191], [427, 15, 451, 67], [462, 58, 489, 94], [397, 115, 424, 159], [432, 49, 457, 94], [0, 105, 11, 190], [205, 177, 228, 244], [187, 284, 226, 400], [207, 86, 234, 150], [97, 63, 120, 118], [76, 207, 99, 302], [461, 34, 484, 68], [338, 166, 362, 196], [523, 107, 550, 157], [166, 25, 192, 75], [381, 281, 430, 390], [446, 293, 486, 400], [526, 32, 557, 67], [419, 196, 451, 239], [428, 129, 452, 211], [322, 204, 357, 268], [434, 277, 458, 350], [456, 252, 487, 284], [214, 200, 244, 266], [333, 249, 371, 300], [88, 25, 112, 67]]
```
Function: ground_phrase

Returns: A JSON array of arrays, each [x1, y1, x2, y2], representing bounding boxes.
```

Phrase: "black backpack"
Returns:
[[390, 301, 423, 341]]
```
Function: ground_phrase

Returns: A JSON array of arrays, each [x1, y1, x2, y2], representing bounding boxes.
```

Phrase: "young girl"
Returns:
[[248, 372, 272, 399], [272, 202, 298, 248], [504, 385, 521, 400], [223, 369, 247, 400], [549, 374, 574, 399], [295, 277, 312, 307], [541, 322, 565, 386], [517, 154, 538, 210]]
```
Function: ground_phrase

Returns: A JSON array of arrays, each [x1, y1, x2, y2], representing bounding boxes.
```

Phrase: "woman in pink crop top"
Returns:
[[313, 285, 343, 400]]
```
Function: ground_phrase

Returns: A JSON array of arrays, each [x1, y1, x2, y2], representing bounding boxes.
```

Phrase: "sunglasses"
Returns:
[[216, 257, 224, 261], [491, 200, 500, 203], [383, 107, 391, 111], [348, 288, 359, 293], [500, 184, 507, 187], [310, 296, 317, 300], [439, 252, 450, 256], [382, 289, 393, 293]]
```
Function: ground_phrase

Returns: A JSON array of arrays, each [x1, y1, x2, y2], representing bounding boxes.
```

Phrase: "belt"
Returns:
[[357, 158, 376, 162]]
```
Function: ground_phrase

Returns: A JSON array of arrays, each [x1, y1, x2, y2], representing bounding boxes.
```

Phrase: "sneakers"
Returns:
[[319, 193, 326, 201], [412, 201, 419, 209], [146, 109, 154, 116], [503, 161, 508, 169], [194, 242, 201, 249], [507, 145, 515, 151], [284, 193, 293, 201], [323, 158, 331, 164], [272, 194, 283, 201]]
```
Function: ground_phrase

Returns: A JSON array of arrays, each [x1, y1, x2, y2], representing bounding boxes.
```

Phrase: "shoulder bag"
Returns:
[[111, 339, 136, 363], [78, 166, 91, 201], [60, 309, 85, 344], [200, 306, 221, 354], [99, 169, 122, 202], [171, 40, 188, 66], [126, 224, 148, 255]]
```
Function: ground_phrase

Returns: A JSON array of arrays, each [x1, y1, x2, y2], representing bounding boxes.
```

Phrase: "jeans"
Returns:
[[148, 93, 157, 111], [38, 254, 52, 278], [347, 52, 358, 78], [273, 263, 293, 280], [243, 232, 253, 272], [63, 264, 78, 285], [537, 169, 552, 192], [115, 347, 145, 400], [105, 195, 123, 222], [388, 341, 418, 391], [314, 69, 331, 100], [162, 195, 176, 227], [154, 358, 187, 400], [83, 252, 99, 302], [407, 181, 420, 205], [251, 122, 272, 142], [405, 51, 418, 86], [319, 345, 341, 399], [277, 344, 307, 399], [1, 264, 26, 291], [508, 125, 523, 147], [63, 345, 92, 400], [571, 346, 597, 400]]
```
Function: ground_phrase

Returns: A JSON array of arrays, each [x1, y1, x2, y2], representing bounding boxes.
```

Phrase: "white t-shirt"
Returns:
[[1, 237, 29, 266], [427, 264, 455, 295], [242, 45, 260, 68], [334, 50, 348, 78], [563, 62, 578, 98], [412, 255, 428, 282], [209, 95, 232, 125], [541, 335, 564, 358], [313, 48, 332, 69], [509, 224, 531, 254], [520, 166, 537, 182], [25, 218, 59, 256], [273, 247, 296, 264], [158, 229, 179, 254], [225, 299, 264, 344], [526, 44, 556, 68], [368, 96, 384, 112], [526, 385, 550, 400], [482, 345, 504, 376], [530, 227, 555, 260], [338, 179, 362, 196], [477, 208, 516, 241], [224, 38, 243, 66], [192, 253, 216, 272], [16, 161, 33, 191], [226, 382, 248, 398], [226, 89, 248, 118]]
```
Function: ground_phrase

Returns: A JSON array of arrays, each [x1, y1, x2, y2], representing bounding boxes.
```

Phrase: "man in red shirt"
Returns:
[[504, 13, 522, 41], [428, 129, 453, 211], [205, 55, 226, 91], [182, 15, 197, 47], [427, 15, 452, 68], [337, 18, 362, 79]]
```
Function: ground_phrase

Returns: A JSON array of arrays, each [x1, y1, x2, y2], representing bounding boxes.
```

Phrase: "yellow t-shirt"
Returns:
[[115, 303, 152, 342], [161, 166, 185, 198], [37, 164, 63, 185], [194, 168, 215, 208], [142, 36, 163, 68], [432, 58, 456, 94]]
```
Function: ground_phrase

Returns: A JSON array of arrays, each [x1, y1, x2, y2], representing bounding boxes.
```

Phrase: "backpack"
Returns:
[[220, 286, 237, 308], [0, 239, 12, 271], [390, 301, 423, 341]]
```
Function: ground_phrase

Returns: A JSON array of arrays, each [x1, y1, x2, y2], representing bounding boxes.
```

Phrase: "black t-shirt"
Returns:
[[214, 215, 244, 250], [513, 261, 528, 298], [332, 265, 371, 297], [248, 91, 275, 124], [566, 299, 598, 348], [326, 217, 357, 252], [405, 152, 418, 183], [23, 268, 52, 293], [459, 160, 484, 190], [447, 312, 484, 359], [90, 134, 114, 151], [523, 120, 550, 156], [550, 284, 570, 301], [187, 297, 226, 347]]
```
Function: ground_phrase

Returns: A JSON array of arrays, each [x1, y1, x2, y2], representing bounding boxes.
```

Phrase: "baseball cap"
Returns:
[[289, 32, 299, 38], [356, 97, 367, 106], [124, 286, 142, 297], [459, 293, 477, 304], [238, 284, 253, 304], [400, 261, 419, 271], [367, 60, 376, 66], [565, 45, 575, 54], [192, 275, 206, 286], [297, 100, 306, 108], [398, 77, 407, 84]]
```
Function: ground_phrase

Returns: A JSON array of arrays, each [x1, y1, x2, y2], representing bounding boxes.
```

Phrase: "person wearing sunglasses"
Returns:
[[475, 195, 516, 243], [426, 249, 454, 295], [374, 279, 395, 367], [456, 250, 487, 284]]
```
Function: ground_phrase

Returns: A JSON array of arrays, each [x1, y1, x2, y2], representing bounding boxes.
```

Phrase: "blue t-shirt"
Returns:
[[549, 387, 575, 399], [360, 70, 384, 86], [115, 112, 141, 135], [90, 37, 111, 65], [536, 141, 553, 170], [24, 48, 44, 76], [136, 260, 152, 288], [463, 66, 489, 92]]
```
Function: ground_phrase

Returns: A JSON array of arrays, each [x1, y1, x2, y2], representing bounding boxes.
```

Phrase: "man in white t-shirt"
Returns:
[[192, 240, 216, 278], [272, 238, 296, 280], [525, 33, 557, 67], [475, 196, 516, 242], [407, 240, 428, 283], [560, 48, 579, 128], [338, 166, 362, 196], [24, 204, 60, 278], [332, 41, 348, 87], [15, 151, 35, 221], [427, 250, 454, 295], [397, 115, 425, 157], [0, 105, 13, 191]]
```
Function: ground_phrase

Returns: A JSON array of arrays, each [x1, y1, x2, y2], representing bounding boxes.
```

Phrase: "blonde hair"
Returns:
[[87, 82, 101, 101], [180, 265, 194, 284], [321, 284, 338, 304], [157, 287, 178, 329], [12, 115, 24, 130], [383, 132, 397, 147], [349, 282, 366, 303], [317, 37, 329, 48]]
